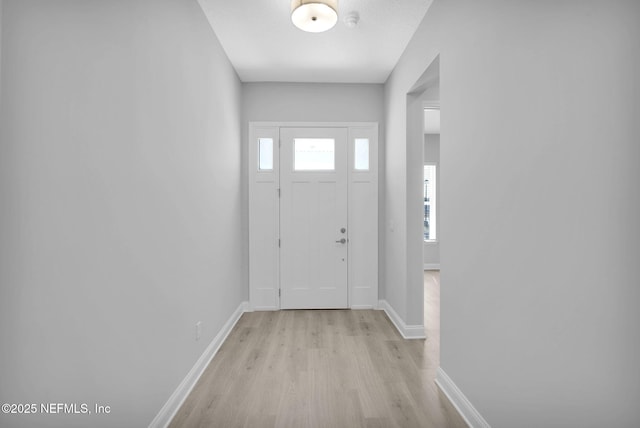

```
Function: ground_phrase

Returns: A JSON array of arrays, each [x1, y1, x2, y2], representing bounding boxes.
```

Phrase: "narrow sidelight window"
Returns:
[[259, 138, 273, 170]]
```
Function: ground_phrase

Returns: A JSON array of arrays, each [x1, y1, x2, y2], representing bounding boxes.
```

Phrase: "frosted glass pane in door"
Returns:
[[294, 138, 335, 171]]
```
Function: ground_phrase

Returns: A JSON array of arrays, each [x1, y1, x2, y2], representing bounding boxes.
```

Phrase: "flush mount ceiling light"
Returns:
[[291, 0, 338, 33]]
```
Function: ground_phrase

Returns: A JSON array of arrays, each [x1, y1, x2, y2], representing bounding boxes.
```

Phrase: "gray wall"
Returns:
[[242, 82, 384, 124], [385, 0, 640, 426], [0, 0, 2, 106], [241, 82, 386, 299], [0, 1, 243, 427]]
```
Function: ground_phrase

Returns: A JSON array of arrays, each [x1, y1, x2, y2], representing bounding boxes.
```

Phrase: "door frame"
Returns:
[[248, 122, 378, 311]]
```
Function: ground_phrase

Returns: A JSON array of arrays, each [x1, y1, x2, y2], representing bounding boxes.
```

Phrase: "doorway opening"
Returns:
[[406, 55, 439, 337], [423, 105, 441, 366], [423, 106, 440, 271]]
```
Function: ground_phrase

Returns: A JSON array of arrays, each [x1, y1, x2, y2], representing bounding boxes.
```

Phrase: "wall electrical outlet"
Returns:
[[196, 321, 202, 341]]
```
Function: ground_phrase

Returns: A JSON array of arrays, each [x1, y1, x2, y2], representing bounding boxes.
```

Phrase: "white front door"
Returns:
[[279, 127, 348, 309]]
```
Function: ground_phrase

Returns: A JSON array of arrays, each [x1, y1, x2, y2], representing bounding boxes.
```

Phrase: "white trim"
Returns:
[[249, 122, 379, 311], [348, 124, 379, 310], [250, 121, 377, 128], [249, 125, 280, 312], [435, 367, 491, 428], [351, 304, 377, 310], [149, 301, 249, 428], [249, 305, 278, 311], [423, 263, 440, 270], [422, 101, 441, 109], [378, 300, 425, 339]]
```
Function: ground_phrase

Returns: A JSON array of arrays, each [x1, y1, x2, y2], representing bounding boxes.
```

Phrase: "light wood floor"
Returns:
[[169, 271, 467, 428]]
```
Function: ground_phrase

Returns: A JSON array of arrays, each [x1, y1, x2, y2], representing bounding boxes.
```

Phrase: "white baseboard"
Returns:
[[249, 305, 278, 311], [149, 301, 249, 428], [423, 263, 440, 270], [351, 304, 377, 310], [378, 299, 425, 339], [435, 367, 491, 428]]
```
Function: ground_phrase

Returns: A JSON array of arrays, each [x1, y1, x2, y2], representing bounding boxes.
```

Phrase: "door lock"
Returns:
[[340, 228, 346, 233], [335, 238, 347, 244]]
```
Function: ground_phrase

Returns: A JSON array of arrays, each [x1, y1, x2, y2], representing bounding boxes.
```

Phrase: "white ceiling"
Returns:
[[197, 0, 433, 83]]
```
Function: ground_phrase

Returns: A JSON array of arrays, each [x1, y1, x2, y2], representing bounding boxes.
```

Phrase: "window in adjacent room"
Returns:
[[424, 164, 437, 241]]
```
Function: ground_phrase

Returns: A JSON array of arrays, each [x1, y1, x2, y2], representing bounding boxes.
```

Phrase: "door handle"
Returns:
[[335, 238, 346, 244]]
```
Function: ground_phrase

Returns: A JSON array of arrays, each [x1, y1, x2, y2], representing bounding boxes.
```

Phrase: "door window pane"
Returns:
[[259, 138, 273, 170], [354, 138, 369, 170], [294, 138, 335, 171], [424, 165, 437, 241]]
